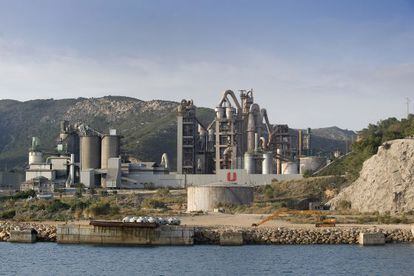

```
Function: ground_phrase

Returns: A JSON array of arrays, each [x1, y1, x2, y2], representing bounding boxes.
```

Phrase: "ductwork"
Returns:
[[261, 108, 272, 148], [259, 137, 267, 150], [161, 153, 169, 170], [247, 103, 261, 152], [218, 90, 242, 111]]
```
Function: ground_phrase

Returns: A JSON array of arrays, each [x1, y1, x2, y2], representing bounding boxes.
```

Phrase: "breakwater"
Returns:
[[195, 227, 414, 245], [0, 221, 57, 242], [1, 221, 413, 245]]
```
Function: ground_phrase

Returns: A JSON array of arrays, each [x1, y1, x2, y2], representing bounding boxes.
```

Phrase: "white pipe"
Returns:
[[254, 133, 259, 152]]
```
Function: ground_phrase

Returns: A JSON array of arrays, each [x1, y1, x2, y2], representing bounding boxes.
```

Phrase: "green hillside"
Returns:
[[318, 116, 414, 180]]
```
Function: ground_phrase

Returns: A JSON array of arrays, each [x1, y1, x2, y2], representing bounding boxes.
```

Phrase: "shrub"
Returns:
[[142, 198, 168, 210], [69, 199, 90, 211], [46, 200, 70, 213], [263, 185, 274, 200], [75, 184, 85, 198], [0, 209, 16, 219], [156, 188, 170, 197], [337, 200, 352, 210], [88, 202, 111, 216], [10, 190, 36, 200]]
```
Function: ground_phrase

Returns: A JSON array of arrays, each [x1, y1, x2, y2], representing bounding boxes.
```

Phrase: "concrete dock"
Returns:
[[57, 222, 194, 246]]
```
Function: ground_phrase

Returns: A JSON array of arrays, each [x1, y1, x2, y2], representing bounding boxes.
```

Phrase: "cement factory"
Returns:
[[21, 90, 327, 207]]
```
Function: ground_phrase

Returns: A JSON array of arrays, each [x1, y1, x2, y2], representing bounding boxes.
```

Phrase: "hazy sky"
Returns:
[[0, 0, 413, 130]]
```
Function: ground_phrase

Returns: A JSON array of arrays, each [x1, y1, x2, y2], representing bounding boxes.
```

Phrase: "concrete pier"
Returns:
[[57, 224, 194, 246], [358, 232, 385, 245], [9, 229, 37, 243]]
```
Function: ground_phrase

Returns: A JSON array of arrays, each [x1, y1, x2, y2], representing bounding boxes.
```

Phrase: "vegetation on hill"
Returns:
[[0, 188, 186, 221], [0, 96, 215, 170], [310, 127, 356, 157], [318, 115, 414, 180]]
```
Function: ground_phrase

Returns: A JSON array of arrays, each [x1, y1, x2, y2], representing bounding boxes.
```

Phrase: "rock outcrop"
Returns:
[[329, 139, 414, 213]]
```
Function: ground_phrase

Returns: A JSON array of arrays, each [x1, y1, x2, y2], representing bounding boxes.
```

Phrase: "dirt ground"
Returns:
[[179, 213, 413, 229], [36, 213, 413, 230]]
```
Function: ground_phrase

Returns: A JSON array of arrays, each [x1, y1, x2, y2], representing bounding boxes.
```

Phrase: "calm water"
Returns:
[[0, 243, 413, 276]]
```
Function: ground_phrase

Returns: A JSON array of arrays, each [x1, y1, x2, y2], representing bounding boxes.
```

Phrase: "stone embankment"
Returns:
[[1, 221, 413, 245], [0, 222, 57, 242], [194, 227, 414, 245]]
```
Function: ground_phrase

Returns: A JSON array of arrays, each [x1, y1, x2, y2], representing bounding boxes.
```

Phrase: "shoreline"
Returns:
[[1, 220, 413, 245]]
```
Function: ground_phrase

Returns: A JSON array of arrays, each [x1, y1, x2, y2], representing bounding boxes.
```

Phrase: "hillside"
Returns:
[[318, 116, 414, 180], [0, 96, 213, 170], [329, 139, 414, 213], [307, 127, 356, 156], [0, 96, 353, 171]]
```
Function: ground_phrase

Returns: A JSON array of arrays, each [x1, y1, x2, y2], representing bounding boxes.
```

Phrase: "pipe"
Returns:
[[207, 119, 216, 130], [218, 90, 242, 111], [65, 154, 75, 188], [254, 133, 259, 152], [260, 109, 273, 148], [259, 137, 267, 150]]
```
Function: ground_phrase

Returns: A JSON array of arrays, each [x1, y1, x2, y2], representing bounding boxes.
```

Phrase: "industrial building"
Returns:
[[177, 89, 326, 179], [22, 89, 326, 193], [23, 121, 169, 193]]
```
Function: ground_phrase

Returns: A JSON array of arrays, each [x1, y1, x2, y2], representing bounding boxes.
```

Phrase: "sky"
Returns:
[[0, 0, 413, 130]]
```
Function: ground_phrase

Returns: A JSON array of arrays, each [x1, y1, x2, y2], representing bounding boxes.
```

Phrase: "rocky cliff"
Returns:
[[329, 139, 414, 213]]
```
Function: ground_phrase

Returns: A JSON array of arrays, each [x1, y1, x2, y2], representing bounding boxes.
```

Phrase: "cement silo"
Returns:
[[101, 134, 120, 169], [80, 135, 101, 170]]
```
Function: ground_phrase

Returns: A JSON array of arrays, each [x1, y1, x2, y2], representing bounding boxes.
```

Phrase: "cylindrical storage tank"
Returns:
[[29, 151, 43, 165], [299, 156, 327, 175], [215, 107, 224, 119], [187, 184, 254, 212], [262, 152, 272, 174], [80, 135, 101, 170], [244, 153, 255, 174], [101, 135, 120, 169], [281, 161, 299, 174], [225, 107, 235, 120], [276, 148, 282, 174], [254, 133, 259, 152]]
